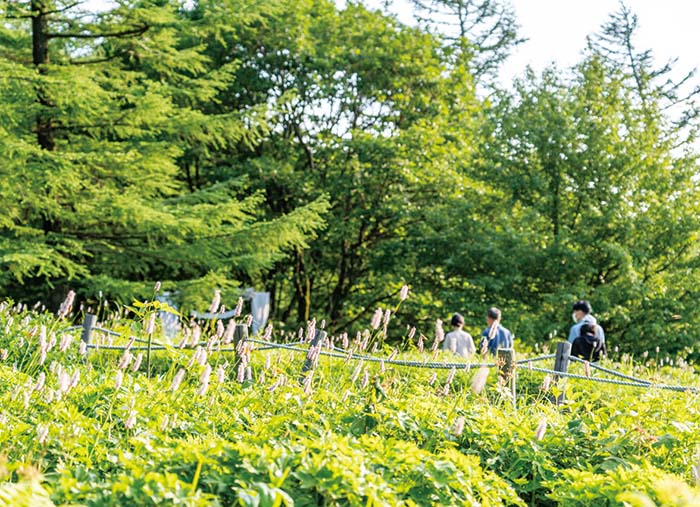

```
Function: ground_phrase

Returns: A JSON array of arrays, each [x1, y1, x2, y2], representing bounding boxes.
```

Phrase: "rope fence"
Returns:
[[72, 314, 700, 399]]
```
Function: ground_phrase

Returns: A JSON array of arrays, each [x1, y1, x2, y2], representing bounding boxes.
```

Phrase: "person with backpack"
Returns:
[[479, 307, 513, 356], [571, 322, 606, 362], [568, 300, 606, 361], [443, 313, 475, 358]]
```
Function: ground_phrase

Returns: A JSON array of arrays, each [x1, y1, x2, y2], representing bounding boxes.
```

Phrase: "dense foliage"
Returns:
[[1, 0, 700, 354], [1, 300, 700, 506]]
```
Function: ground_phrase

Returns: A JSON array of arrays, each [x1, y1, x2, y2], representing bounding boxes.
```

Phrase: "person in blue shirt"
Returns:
[[479, 307, 513, 356], [567, 300, 605, 346]]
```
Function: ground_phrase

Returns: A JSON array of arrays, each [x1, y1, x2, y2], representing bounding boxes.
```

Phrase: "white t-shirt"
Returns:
[[443, 329, 476, 358]]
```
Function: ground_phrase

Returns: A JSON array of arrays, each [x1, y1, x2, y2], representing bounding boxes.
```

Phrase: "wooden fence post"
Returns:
[[497, 348, 516, 407], [233, 323, 249, 372], [233, 324, 249, 349], [81, 313, 96, 347], [553, 341, 571, 405], [301, 330, 327, 378]]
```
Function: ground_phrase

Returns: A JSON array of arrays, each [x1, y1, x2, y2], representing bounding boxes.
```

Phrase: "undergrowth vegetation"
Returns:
[[0, 298, 699, 507]]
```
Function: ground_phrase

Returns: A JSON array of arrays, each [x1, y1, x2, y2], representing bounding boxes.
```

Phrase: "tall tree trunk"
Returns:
[[293, 250, 311, 323], [32, 0, 56, 151]]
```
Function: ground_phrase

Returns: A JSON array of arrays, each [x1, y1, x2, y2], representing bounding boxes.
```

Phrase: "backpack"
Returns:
[[571, 323, 605, 362]]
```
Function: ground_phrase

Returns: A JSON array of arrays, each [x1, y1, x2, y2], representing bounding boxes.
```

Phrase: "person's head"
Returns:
[[572, 300, 592, 323], [451, 313, 465, 329], [486, 307, 501, 326]]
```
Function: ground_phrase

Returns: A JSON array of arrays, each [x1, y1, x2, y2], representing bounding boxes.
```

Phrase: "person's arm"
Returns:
[[567, 324, 579, 343], [443, 333, 450, 351]]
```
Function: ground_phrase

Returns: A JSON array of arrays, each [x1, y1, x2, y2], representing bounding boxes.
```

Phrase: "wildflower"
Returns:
[[208, 290, 221, 314], [361, 369, 369, 389], [371, 308, 383, 330], [380, 360, 385, 375], [453, 416, 465, 437], [418, 334, 425, 353], [124, 410, 136, 430], [303, 373, 313, 395], [540, 374, 552, 392], [341, 390, 351, 402], [692, 463, 700, 486], [408, 327, 416, 340], [435, 319, 444, 344], [222, 320, 236, 344], [200, 364, 212, 384], [114, 370, 124, 391], [197, 381, 209, 397], [264, 355, 271, 371], [131, 353, 143, 372], [351, 362, 363, 383], [446, 366, 456, 385], [217, 365, 225, 383], [471, 367, 489, 394], [583, 361, 591, 378], [47, 332, 56, 351], [117, 351, 133, 370], [234, 297, 243, 317], [145, 314, 156, 335], [262, 324, 273, 341], [57, 290, 76, 319], [197, 347, 208, 366], [39, 326, 47, 350], [170, 369, 186, 392], [400, 284, 409, 301], [268, 377, 281, 393], [245, 315, 253, 327], [237, 362, 246, 383], [23, 390, 31, 409], [79, 341, 87, 356], [190, 325, 201, 347], [160, 415, 170, 432], [535, 418, 547, 441], [0, 349, 7, 361], [383, 309, 391, 327], [441, 383, 450, 396], [428, 373, 437, 386], [36, 424, 49, 444], [59, 334, 72, 353], [39, 349, 47, 366], [154, 281, 161, 292], [34, 372, 46, 392], [69, 370, 80, 390], [215, 319, 225, 339], [58, 370, 71, 393]]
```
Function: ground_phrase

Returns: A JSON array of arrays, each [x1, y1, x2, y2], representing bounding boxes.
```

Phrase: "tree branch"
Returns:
[[47, 25, 148, 39]]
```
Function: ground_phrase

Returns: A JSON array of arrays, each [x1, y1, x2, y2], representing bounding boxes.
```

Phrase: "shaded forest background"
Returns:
[[2, 0, 700, 354]]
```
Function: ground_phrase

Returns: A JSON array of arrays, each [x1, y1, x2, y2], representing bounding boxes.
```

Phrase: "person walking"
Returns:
[[568, 300, 606, 361], [479, 307, 513, 356], [568, 300, 606, 345], [443, 313, 475, 358]]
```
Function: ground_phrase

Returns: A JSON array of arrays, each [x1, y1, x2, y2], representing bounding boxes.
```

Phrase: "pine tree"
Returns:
[[0, 0, 328, 308]]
